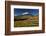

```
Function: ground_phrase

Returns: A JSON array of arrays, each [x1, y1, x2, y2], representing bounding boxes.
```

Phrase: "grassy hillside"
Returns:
[[14, 15, 39, 27], [14, 15, 32, 19]]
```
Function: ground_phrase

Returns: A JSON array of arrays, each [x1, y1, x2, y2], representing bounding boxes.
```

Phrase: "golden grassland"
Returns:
[[14, 16, 39, 27]]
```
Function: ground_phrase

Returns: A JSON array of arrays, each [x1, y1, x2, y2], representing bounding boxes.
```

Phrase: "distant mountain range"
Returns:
[[15, 13, 38, 17]]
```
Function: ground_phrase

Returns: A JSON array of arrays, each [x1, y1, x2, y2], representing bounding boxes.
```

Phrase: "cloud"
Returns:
[[22, 12, 29, 15]]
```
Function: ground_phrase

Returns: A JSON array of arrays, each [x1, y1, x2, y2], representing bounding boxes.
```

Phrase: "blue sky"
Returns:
[[14, 8, 39, 16]]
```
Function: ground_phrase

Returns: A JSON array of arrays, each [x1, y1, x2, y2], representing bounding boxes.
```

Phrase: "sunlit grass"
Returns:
[[14, 16, 39, 27]]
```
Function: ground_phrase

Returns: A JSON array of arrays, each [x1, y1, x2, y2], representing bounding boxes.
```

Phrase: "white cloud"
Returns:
[[22, 12, 29, 15]]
